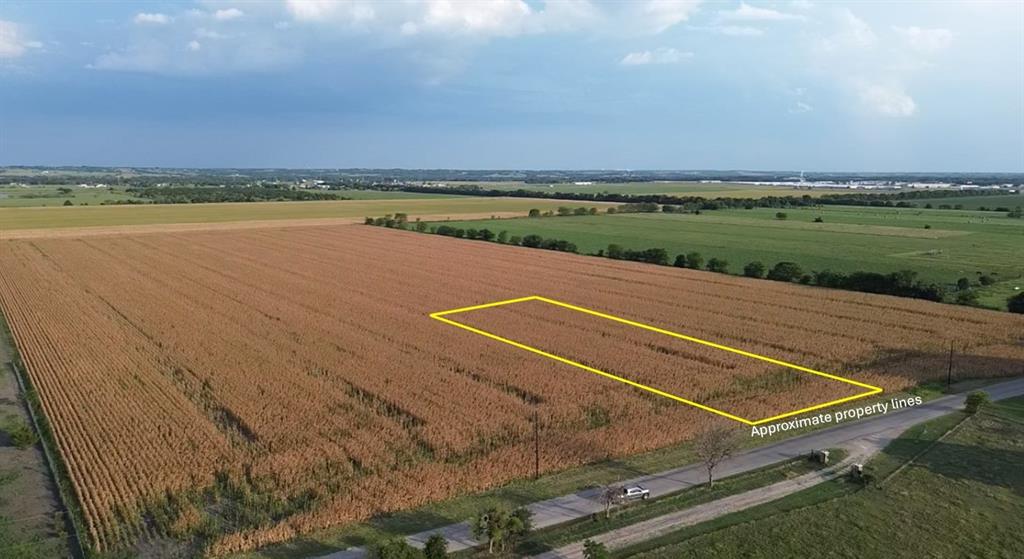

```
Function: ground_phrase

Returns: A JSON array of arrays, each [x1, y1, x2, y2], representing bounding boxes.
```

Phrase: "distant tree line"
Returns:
[[126, 186, 345, 204], [6, 165, 1022, 186], [360, 183, 1020, 212]]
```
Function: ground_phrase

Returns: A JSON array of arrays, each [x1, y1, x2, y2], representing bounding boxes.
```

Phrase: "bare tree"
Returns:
[[600, 485, 623, 518], [694, 424, 740, 488]]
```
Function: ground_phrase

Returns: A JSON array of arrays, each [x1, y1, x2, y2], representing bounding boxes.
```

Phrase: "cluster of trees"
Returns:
[[365, 215, 579, 253], [604, 245, 669, 265], [527, 206, 600, 217], [660, 250, 947, 301], [126, 186, 344, 204], [603, 244, 950, 302], [614, 202, 661, 213], [470, 506, 532, 554]]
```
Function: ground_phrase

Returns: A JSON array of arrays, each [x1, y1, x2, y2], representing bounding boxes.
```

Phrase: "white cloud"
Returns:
[[214, 8, 245, 21], [620, 47, 693, 66], [858, 83, 916, 117], [400, 21, 419, 36], [134, 13, 172, 25], [715, 25, 763, 36], [90, 29, 299, 75], [0, 20, 39, 59], [639, 0, 702, 34], [284, 0, 597, 38], [194, 28, 227, 40], [285, 0, 376, 24], [529, 0, 602, 33], [421, 0, 532, 36], [719, 2, 805, 22], [831, 8, 875, 49], [893, 26, 952, 53], [789, 101, 813, 113]]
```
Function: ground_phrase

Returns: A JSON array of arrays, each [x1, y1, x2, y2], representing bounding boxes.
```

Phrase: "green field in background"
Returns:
[[909, 192, 1024, 210], [436, 205, 1024, 298], [0, 185, 145, 207]]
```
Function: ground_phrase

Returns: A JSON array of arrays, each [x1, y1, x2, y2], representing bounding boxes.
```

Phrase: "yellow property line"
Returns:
[[430, 295, 883, 426]]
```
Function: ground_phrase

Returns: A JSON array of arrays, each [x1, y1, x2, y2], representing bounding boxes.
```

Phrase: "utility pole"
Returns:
[[946, 339, 955, 390], [533, 408, 540, 480]]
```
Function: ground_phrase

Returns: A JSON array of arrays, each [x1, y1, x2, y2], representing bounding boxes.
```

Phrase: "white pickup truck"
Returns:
[[622, 485, 651, 500]]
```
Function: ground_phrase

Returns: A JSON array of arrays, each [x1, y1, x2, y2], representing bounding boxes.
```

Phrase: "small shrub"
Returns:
[[584, 405, 611, 429], [767, 262, 803, 282], [372, 538, 423, 559], [743, 261, 765, 278], [2, 419, 38, 449], [583, 539, 610, 559], [706, 258, 728, 273], [424, 534, 447, 559], [964, 391, 990, 414], [955, 289, 979, 306], [1008, 292, 1024, 314], [685, 252, 703, 270]]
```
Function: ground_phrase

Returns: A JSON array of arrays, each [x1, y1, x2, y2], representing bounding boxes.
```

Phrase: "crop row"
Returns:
[[0, 226, 1020, 554]]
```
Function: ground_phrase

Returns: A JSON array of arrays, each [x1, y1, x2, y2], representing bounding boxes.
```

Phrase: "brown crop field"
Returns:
[[0, 225, 1021, 555]]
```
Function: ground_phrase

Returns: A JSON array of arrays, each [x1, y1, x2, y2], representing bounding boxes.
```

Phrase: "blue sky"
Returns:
[[1, 1, 1021, 171]]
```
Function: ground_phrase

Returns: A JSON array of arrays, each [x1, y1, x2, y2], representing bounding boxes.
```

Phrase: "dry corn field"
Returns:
[[0, 224, 1021, 555]]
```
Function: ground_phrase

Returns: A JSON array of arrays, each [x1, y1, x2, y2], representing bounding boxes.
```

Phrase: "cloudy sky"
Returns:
[[1, 1, 1021, 171]]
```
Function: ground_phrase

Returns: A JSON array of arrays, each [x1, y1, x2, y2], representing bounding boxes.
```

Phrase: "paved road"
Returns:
[[318, 378, 1024, 559], [534, 447, 874, 559]]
